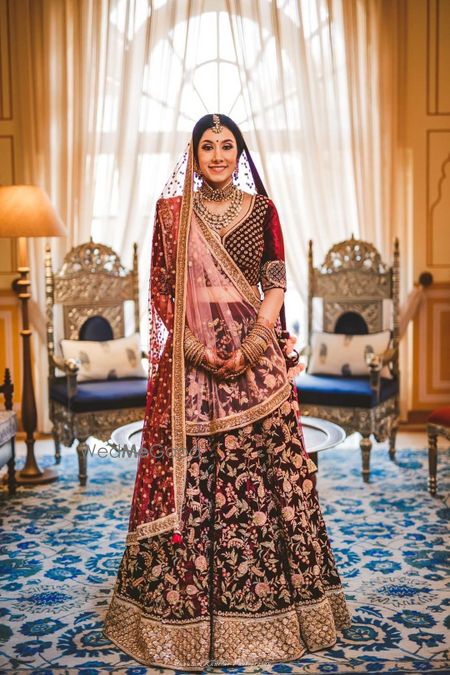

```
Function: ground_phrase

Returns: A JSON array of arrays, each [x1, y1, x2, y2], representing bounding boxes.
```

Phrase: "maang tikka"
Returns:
[[211, 114, 223, 133]]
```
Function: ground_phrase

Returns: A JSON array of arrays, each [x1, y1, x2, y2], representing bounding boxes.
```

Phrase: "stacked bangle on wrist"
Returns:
[[184, 325, 206, 367], [240, 321, 274, 367], [185, 319, 275, 375]]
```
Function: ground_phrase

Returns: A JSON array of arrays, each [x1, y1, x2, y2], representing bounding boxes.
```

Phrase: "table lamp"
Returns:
[[0, 185, 67, 485]]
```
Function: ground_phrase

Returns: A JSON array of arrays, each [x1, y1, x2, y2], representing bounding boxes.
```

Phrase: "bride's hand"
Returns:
[[203, 346, 225, 371], [215, 349, 247, 381]]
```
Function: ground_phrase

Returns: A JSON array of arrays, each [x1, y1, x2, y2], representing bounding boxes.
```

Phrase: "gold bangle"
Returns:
[[241, 337, 266, 366], [240, 321, 273, 368], [184, 326, 206, 367], [251, 325, 273, 340]]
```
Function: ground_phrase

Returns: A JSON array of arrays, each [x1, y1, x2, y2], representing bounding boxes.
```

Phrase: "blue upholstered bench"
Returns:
[[297, 374, 399, 409], [49, 377, 147, 413]]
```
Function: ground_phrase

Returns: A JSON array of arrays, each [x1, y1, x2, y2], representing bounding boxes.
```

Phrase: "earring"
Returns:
[[232, 166, 239, 182]]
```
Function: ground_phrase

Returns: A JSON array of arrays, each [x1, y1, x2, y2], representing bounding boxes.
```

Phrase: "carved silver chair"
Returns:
[[296, 236, 400, 481], [45, 239, 147, 485]]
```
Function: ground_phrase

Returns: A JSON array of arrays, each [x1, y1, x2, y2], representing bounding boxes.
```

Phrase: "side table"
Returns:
[[110, 416, 346, 465]]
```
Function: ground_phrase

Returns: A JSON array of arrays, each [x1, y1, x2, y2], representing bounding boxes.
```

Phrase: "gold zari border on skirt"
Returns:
[[103, 588, 351, 670]]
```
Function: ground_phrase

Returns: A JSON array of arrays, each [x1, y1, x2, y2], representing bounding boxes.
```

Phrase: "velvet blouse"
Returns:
[[219, 193, 287, 293]]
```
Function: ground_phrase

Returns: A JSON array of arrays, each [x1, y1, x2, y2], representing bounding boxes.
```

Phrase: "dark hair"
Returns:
[[192, 114, 245, 162], [192, 113, 268, 197]]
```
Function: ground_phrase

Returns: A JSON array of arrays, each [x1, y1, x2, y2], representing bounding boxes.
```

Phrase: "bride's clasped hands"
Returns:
[[202, 345, 247, 381], [213, 347, 247, 380]]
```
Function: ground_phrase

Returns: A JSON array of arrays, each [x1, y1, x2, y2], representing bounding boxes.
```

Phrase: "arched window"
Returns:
[[91, 0, 344, 235], [91, 0, 353, 340]]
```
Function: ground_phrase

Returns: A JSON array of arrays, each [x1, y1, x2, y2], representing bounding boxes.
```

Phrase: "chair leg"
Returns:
[[360, 434, 372, 483], [428, 432, 437, 496], [7, 438, 16, 496], [76, 439, 89, 486], [53, 430, 62, 465], [389, 424, 398, 461]]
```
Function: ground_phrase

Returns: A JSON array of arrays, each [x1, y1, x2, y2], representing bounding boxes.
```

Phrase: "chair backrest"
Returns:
[[0, 368, 14, 411], [45, 238, 140, 378], [307, 236, 400, 369]]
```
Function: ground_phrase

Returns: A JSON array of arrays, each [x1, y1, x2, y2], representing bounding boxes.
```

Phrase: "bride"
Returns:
[[103, 113, 351, 670]]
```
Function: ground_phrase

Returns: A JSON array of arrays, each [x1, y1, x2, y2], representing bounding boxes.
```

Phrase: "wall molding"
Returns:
[[426, 129, 450, 268]]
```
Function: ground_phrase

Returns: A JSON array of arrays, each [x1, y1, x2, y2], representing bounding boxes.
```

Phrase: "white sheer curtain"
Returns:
[[225, 0, 407, 321], [342, 0, 408, 255], [11, 0, 407, 431], [226, 0, 358, 332], [340, 0, 410, 416]]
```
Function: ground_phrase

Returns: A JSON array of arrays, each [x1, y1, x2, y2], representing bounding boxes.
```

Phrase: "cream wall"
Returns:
[[405, 0, 450, 421]]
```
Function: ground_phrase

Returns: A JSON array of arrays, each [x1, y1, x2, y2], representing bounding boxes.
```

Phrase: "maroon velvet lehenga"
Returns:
[[103, 143, 351, 670]]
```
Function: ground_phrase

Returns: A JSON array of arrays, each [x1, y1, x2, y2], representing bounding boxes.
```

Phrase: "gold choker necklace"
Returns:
[[200, 178, 235, 202]]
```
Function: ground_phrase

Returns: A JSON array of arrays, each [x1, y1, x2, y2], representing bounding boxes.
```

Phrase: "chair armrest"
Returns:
[[365, 347, 398, 398], [365, 347, 397, 371], [51, 355, 79, 374], [51, 355, 79, 398]]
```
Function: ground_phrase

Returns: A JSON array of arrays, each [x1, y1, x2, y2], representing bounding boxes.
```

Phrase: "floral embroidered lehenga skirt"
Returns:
[[103, 385, 351, 670]]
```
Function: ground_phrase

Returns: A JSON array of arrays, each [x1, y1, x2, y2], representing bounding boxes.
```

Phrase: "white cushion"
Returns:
[[60, 333, 146, 382], [308, 330, 392, 378]]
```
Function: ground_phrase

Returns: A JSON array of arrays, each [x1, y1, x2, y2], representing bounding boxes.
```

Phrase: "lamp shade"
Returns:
[[0, 185, 67, 238]]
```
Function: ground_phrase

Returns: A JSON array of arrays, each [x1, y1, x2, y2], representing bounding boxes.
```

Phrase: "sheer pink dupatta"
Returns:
[[126, 140, 311, 546], [184, 210, 291, 436]]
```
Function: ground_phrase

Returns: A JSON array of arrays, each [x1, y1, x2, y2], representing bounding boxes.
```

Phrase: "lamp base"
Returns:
[[3, 467, 58, 487]]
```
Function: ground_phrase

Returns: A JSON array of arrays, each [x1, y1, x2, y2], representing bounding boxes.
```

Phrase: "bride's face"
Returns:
[[197, 127, 238, 188]]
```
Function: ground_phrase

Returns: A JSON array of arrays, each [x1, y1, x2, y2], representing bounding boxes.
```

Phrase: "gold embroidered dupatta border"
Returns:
[[170, 143, 195, 536]]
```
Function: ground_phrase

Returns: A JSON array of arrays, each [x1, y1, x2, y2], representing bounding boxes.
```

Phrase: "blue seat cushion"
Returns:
[[50, 377, 147, 413], [296, 374, 399, 408]]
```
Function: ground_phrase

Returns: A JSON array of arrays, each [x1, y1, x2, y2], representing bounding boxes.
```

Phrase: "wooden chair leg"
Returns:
[[76, 439, 89, 486], [53, 430, 62, 464], [360, 434, 372, 483], [389, 424, 398, 460], [428, 431, 438, 496], [7, 437, 16, 496]]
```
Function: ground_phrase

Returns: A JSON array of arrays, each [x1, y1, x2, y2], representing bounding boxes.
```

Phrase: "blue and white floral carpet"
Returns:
[[0, 439, 449, 674]]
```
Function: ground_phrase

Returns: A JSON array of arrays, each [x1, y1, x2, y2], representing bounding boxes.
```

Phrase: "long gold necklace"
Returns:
[[193, 179, 244, 233]]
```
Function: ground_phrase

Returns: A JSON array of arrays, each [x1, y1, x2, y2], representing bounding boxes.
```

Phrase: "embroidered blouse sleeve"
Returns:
[[259, 198, 287, 293], [151, 198, 175, 299]]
